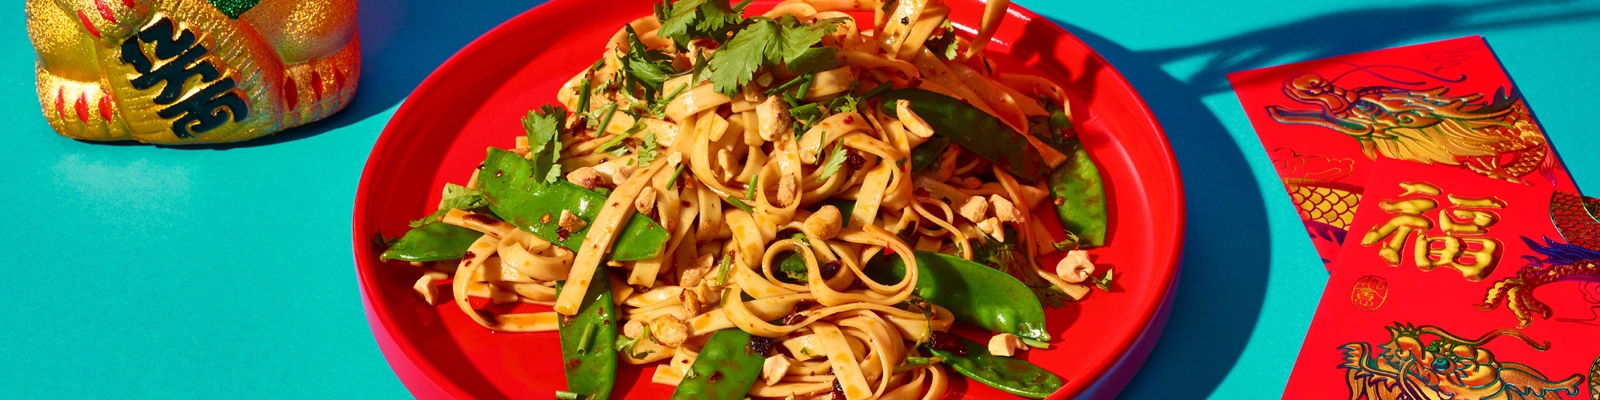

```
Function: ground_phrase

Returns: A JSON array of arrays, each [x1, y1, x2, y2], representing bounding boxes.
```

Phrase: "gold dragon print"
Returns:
[[1479, 192, 1600, 327], [1267, 71, 1551, 184], [25, 0, 358, 144], [1341, 323, 1584, 400]]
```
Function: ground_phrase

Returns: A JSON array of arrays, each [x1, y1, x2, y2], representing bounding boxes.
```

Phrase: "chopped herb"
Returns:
[[555, 390, 581, 400], [894, 356, 944, 372], [655, 0, 752, 49], [594, 134, 628, 155], [371, 232, 399, 249], [614, 325, 656, 359], [593, 102, 618, 137], [620, 25, 677, 99], [1051, 230, 1082, 252], [860, 81, 893, 100], [745, 174, 759, 200], [778, 252, 807, 282], [636, 132, 659, 167], [765, 73, 810, 96], [650, 83, 688, 116], [726, 196, 754, 213], [1019, 337, 1050, 349], [706, 16, 842, 95], [925, 19, 958, 60], [625, 118, 647, 134], [576, 322, 596, 352], [1092, 268, 1115, 292], [593, 187, 613, 197], [572, 77, 593, 129], [409, 183, 488, 227], [522, 105, 567, 184], [788, 102, 824, 124], [664, 163, 687, 190], [688, 50, 712, 86], [714, 251, 734, 286], [816, 140, 848, 182]]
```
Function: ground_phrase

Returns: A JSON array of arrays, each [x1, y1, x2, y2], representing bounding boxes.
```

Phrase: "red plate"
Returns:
[[352, 0, 1185, 398]]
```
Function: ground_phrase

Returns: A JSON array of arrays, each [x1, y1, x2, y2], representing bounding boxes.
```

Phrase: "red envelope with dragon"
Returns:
[[1283, 156, 1600, 399], [1228, 36, 1575, 269]]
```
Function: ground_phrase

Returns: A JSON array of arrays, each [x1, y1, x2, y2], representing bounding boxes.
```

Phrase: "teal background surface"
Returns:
[[3, 0, 1598, 398]]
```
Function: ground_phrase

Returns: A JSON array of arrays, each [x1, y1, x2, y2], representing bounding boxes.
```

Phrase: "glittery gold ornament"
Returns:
[[25, 0, 359, 144]]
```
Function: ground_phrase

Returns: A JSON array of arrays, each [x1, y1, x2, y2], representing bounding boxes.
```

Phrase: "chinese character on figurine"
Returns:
[[25, 0, 359, 144]]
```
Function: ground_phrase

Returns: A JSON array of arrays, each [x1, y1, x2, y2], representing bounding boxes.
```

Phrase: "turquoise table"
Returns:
[[4, 0, 1598, 398]]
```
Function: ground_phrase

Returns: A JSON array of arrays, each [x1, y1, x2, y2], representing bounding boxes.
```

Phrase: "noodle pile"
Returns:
[[402, 0, 1097, 398]]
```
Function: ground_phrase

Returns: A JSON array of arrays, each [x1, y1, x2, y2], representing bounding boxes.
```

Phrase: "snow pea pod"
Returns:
[[865, 250, 1050, 343], [926, 333, 1063, 399], [670, 329, 764, 400], [555, 267, 618, 400], [878, 89, 1049, 182], [1048, 139, 1107, 247], [379, 222, 479, 262], [478, 148, 669, 261]]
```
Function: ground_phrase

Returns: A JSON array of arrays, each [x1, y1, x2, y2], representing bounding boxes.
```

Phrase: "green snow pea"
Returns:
[[478, 148, 669, 261], [926, 333, 1064, 399], [555, 267, 618, 400], [865, 250, 1050, 343], [909, 136, 950, 172], [878, 89, 1049, 182], [670, 329, 765, 400], [379, 222, 479, 262], [1048, 138, 1107, 247]]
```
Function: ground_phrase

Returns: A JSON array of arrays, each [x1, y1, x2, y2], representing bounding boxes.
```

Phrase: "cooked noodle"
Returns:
[[397, 0, 1097, 397]]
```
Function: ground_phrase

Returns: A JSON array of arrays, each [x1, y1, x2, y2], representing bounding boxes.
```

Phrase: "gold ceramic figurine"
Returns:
[[26, 0, 359, 144]]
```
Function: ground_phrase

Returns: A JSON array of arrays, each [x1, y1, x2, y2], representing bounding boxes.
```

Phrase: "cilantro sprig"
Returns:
[[620, 25, 678, 99], [656, 0, 752, 49], [522, 105, 567, 184], [707, 16, 843, 95]]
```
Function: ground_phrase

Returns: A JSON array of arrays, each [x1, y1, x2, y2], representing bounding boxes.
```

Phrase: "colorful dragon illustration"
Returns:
[[1479, 192, 1600, 327], [1266, 70, 1552, 184], [1340, 323, 1583, 400]]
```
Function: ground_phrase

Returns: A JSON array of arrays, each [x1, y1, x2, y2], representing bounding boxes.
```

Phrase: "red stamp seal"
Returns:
[[1350, 275, 1389, 312]]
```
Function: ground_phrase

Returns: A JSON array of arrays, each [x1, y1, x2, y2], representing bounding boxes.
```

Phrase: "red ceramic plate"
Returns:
[[352, 0, 1185, 398]]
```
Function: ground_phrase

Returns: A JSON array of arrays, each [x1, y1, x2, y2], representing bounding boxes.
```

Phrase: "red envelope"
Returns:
[[1283, 156, 1600, 399], [1228, 36, 1579, 269]]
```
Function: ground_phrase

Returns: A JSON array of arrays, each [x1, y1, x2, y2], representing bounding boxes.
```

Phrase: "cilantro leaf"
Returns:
[[522, 105, 567, 184], [706, 16, 842, 96], [621, 25, 677, 99], [657, 0, 751, 49], [925, 19, 958, 60], [1092, 268, 1115, 292], [637, 132, 660, 167], [816, 140, 848, 182], [408, 183, 488, 227], [778, 252, 807, 282], [614, 325, 656, 359], [708, 18, 778, 95]]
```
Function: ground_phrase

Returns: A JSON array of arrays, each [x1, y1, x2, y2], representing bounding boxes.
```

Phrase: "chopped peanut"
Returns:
[[988, 333, 1025, 357], [623, 319, 645, 339], [776, 176, 798, 208], [412, 274, 445, 306], [756, 95, 792, 141], [1055, 250, 1095, 283], [958, 196, 989, 223], [680, 289, 703, 318], [636, 187, 658, 216], [558, 210, 587, 232], [977, 217, 1005, 242], [990, 194, 1023, 224], [680, 253, 717, 288], [650, 315, 691, 347], [566, 167, 605, 190], [958, 176, 982, 190], [762, 355, 792, 386], [805, 206, 843, 240]]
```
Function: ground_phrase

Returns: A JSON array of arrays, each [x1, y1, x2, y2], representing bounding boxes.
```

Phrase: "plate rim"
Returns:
[[350, 0, 1187, 398]]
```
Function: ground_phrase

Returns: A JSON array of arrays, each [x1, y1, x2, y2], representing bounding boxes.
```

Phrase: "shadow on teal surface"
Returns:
[[1042, 1, 1600, 398]]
